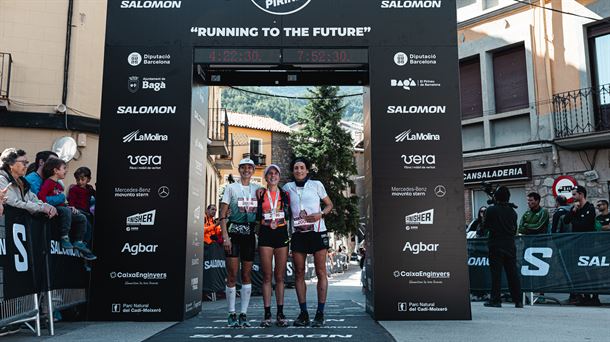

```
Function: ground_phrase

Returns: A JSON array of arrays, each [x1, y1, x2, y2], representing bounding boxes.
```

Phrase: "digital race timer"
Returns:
[[194, 48, 282, 64], [194, 48, 369, 65], [282, 48, 368, 64]]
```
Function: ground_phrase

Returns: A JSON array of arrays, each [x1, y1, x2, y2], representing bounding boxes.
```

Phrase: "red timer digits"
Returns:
[[194, 48, 281, 64], [283, 48, 368, 64]]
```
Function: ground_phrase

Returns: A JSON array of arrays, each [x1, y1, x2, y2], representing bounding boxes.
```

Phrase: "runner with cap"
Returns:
[[257, 164, 291, 327], [219, 158, 262, 327], [283, 157, 333, 327]]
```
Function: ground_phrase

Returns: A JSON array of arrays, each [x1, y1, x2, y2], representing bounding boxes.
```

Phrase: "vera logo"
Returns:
[[120, 1, 182, 9], [401, 155, 436, 170], [128, 52, 142, 66], [121, 243, 158, 256], [127, 155, 162, 170], [381, 1, 442, 8], [251, 0, 311, 15], [122, 130, 168, 143], [395, 130, 440, 142], [128, 76, 140, 93], [405, 209, 434, 226], [126, 210, 156, 226]]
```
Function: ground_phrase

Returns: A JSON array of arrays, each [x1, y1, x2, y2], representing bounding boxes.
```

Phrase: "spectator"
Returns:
[[564, 185, 599, 306], [467, 206, 487, 238], [564, 186, 596, 232], [38, 158, 96, 261], [204, 204, 222, 245], [519, 192, 549, 235], [0, 184, 7, 216], [24, 151, 58, 195], [0, 148, 57, 218], [483, 186, 523, 308], [68, 167, 96, 245], [595, 200, 610, 231], [551, 195, 572, 233]]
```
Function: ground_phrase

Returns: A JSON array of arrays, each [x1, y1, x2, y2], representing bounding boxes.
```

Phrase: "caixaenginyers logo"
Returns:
[[251, 0, 311, 15]]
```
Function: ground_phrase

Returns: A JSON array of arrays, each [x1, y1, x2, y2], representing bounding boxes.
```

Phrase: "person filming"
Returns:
[[483, 186, 523, 308]]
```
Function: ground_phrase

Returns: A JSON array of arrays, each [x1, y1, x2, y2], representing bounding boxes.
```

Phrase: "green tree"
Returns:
[[288, 86, 360, 236]]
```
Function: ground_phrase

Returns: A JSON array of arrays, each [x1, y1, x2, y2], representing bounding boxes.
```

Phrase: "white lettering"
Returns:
[[13, 224, 28, 272], [521, 247, 552, 276], [121, 1, 181, 9]]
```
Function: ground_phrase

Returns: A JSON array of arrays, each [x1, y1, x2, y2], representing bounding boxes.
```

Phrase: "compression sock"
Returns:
[[277, 305, 284, 315], [317, 302, 325, 313], [241, 284, 252, 314], [226, 286, 236, 313], [299, 302, 308, 313], [264, 306, 271, 319]]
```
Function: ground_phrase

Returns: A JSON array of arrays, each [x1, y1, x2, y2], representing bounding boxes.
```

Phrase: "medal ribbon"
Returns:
[[267, 189, 280, 221]]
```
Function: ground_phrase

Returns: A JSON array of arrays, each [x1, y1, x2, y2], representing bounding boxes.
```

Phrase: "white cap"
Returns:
[[239, 158, 255, 167], [264, 164, 281, 176]]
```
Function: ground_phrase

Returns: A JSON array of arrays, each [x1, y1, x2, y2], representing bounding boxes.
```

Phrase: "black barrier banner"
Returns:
[[0, 208, 88, 300], [202, 243, 227, 293], [0, 209, 37, 299], [468, 233, 610, 293], [95, 0, 470, 321]]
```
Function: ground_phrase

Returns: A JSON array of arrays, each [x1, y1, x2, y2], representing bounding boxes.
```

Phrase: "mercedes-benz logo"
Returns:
[[158, 186, 170, 198], [434, 185, 447, 198]]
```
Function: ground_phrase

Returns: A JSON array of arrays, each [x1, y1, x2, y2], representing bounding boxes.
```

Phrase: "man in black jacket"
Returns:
[[564, 185, 600, 306], [483, 186, 523, 308], [565, 185, 596, 232]]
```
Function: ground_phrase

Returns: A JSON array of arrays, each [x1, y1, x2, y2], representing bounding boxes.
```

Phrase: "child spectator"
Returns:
[[38, 158, 96, 261], [68, 167, 96, 245]]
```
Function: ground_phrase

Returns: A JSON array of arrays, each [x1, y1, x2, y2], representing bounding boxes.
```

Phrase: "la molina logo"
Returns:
[[251, 0, 311, 15]]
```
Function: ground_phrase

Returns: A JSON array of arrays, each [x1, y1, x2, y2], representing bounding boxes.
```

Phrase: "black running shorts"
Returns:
[[258, 225, 289, 249], [226, 233, 256, 262], [290, 231, 329, 254]]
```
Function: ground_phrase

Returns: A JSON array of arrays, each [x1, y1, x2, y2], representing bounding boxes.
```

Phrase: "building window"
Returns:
[[249, 138, 262, 156], [492, 44, 528, 114], [459, 56, 483, 119], [588, 22, 610, 129]]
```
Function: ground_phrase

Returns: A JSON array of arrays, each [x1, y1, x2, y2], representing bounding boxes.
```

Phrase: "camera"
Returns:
[[481, 181, 518, 209]]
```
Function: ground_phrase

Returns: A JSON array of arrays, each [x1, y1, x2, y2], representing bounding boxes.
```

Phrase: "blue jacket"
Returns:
[[25, 172, 66, 206]]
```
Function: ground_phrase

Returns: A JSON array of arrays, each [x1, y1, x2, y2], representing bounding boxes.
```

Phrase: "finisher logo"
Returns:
[[251, 0, 311, 15], [405, 209, 434, 225], [120, 1, 181, 8], [126, 210, 156, 226]]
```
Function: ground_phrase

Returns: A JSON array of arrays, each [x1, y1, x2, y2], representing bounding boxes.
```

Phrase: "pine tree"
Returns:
[[288, 86, 360, 236]]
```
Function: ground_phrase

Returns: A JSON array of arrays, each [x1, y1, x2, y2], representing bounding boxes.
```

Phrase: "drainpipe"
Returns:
[[62, 0, 74, 107]]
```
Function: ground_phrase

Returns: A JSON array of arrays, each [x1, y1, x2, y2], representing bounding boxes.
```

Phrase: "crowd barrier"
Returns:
[[0, 206, 89, 336], [468, 232, 610, 294], [203, 243, 350, 295]]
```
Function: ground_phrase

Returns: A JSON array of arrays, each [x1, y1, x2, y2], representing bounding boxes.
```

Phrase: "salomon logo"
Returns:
[[120, 1, 181, 9]]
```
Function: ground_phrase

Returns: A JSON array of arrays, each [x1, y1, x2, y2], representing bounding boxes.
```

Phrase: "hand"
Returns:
[[305, 212, 322, 223], [68, 206, 79, 215], [222, 235, 232, 254], [573, 202, 581, 211], [44, 205, 58, 218], [256, 188, 265, 200], [0, 185, 8, 204]]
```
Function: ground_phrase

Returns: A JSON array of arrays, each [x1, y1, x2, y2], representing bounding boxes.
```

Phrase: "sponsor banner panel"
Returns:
[[468, 233, 610, 293]]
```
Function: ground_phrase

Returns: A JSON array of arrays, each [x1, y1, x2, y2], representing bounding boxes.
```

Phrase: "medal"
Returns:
[[270, 221, 277, 229]]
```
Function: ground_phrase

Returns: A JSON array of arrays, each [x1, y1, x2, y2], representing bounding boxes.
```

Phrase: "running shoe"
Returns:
[[293, 311, 310, 327], [276, 312, 288, 327], [260, 318, 272, 327], [311, 311, 324, 327], [227, 312, 239, 327], [60, 236, 73, 249], [239, 313, 251, 327]]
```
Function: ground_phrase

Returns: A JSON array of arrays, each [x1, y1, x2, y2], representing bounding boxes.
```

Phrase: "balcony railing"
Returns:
[[0, 52, 13, 101], [553, 84, 610, 139], [208, 107, 230, 155], [242, 152, 266, 166]]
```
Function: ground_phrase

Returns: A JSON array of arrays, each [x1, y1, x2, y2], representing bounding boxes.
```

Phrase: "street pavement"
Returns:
[[3, 265, 609, 341]]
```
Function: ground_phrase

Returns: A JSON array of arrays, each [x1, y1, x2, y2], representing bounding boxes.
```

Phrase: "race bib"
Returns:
[[263, 212, 286, 226], [237, 198, 257, 213], [294, 218, 314, 232]]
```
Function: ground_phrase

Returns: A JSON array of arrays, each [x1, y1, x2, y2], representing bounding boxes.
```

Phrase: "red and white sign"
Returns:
[[552, 176, 578, 203]]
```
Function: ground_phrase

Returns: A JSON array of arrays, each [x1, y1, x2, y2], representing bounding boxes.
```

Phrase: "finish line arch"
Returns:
[[91, 0, 471, 321]]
